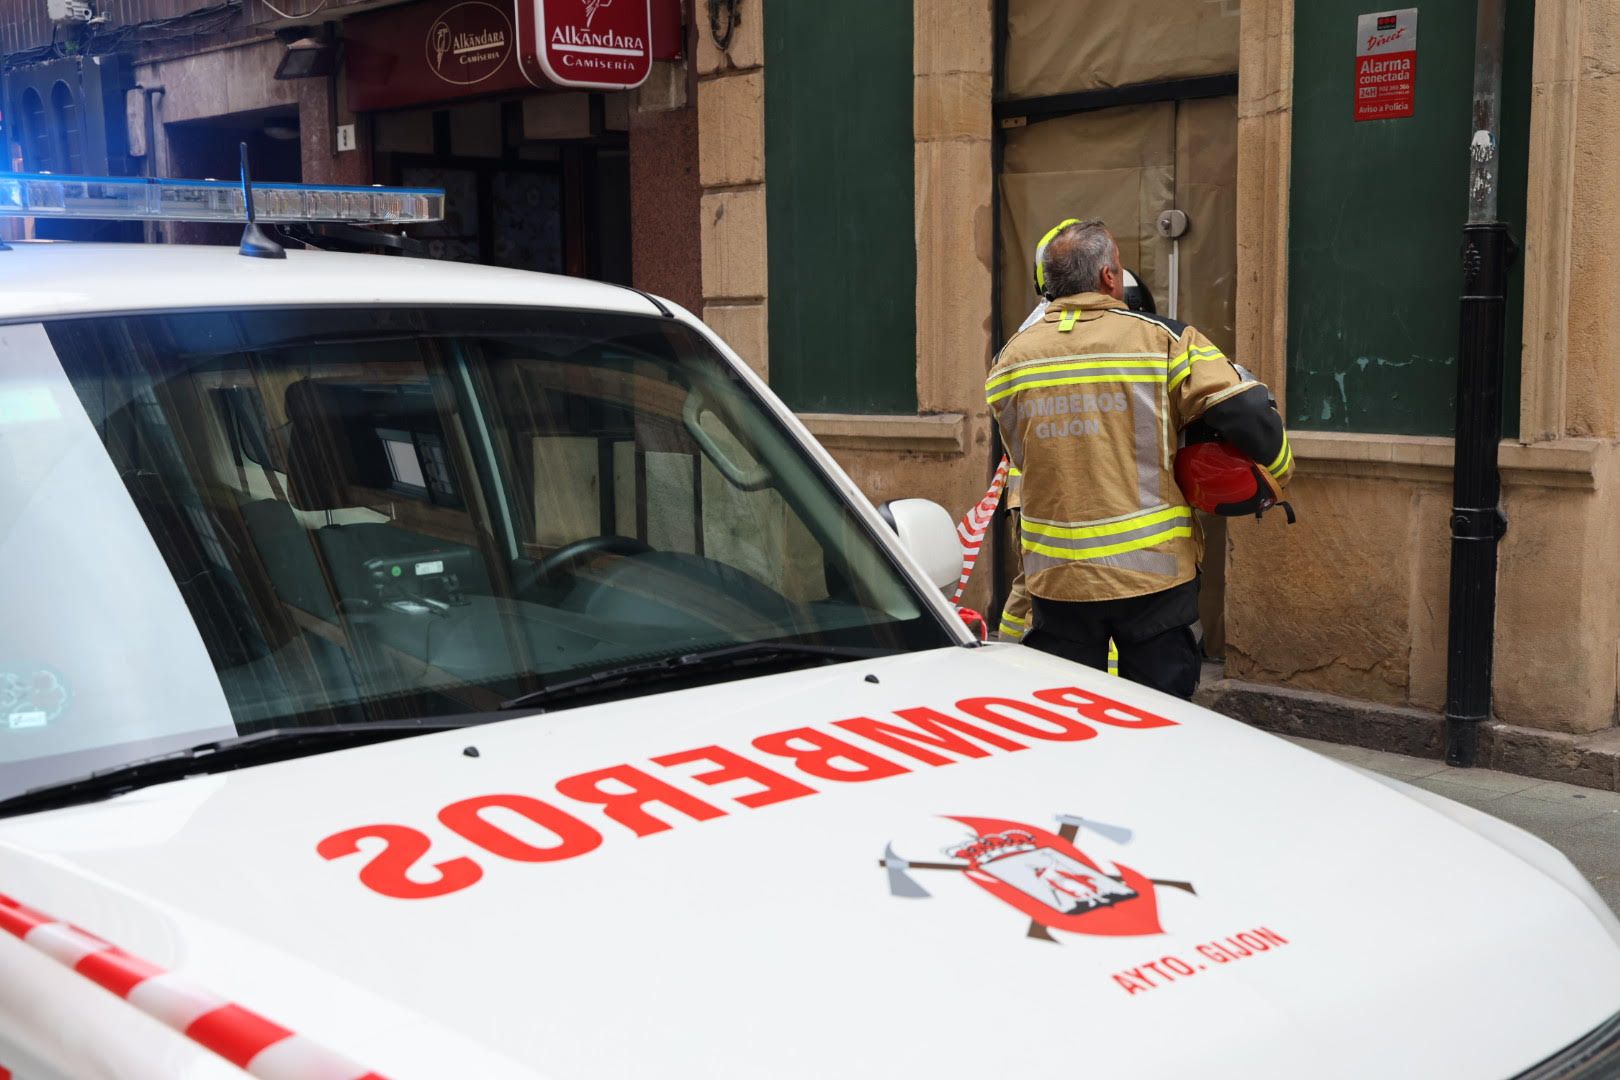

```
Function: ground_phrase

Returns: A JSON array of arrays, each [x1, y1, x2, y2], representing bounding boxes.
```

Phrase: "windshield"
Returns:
[[0, 306, 951, 800]]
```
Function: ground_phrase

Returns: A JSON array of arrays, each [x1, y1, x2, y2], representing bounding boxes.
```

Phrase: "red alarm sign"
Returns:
[[1354, 8, 1418, 122], [517, 0, 655, 91]]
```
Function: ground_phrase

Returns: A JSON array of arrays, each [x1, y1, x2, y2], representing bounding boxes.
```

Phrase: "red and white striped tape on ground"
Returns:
[[952, 455, 1011, 604], [0, 890, 384, 1080]]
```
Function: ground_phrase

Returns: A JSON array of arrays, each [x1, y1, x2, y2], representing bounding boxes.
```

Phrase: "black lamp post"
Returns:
[[1443, 0, 1516, 766]]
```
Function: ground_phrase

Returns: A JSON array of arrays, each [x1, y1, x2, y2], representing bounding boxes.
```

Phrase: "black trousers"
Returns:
[[1024, 580, 1202, 700]]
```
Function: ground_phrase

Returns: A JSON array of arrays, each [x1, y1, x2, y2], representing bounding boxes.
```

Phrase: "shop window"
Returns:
[[385, 102, 627, 283], [402, 166, 484, 264], [491, 170, 564, 274]]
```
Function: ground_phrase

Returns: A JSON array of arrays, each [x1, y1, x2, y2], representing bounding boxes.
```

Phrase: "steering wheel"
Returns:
[[520, 535, 654, 593]]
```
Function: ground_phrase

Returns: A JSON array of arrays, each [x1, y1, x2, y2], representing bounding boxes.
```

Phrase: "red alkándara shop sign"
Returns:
[[347, 0, 673, 112]]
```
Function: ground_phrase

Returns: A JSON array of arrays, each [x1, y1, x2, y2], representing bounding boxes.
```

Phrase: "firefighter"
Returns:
[[999, 220, 1152, 654], [986, 219, 1292, 699], [995, 218, 1078, 643], [998, 468, 1032, 643]]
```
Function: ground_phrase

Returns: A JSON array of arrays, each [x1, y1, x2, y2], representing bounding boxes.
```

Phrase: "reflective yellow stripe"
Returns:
[[987, 354, 1165, 391], [988, 372, 1165, 404], [1038, 219, 1080, 250], [1171, 346, 1228, 367], [1058, 310, 1079, 332], [1266, 436, 1292, 476], [1020, 505, 1195, 561], [1033, 218, 1082, 294], [1020, 504, 1191, 540], [1000, 610, 1026, 627], [1023, 526, 1194, 561], [1166, 346, 1228, 393], [1009, 466, 1022, 477], [1167, 350, 1195, 393], [1108, 640, 1119, 676], [1197, 381, 1259, 413]]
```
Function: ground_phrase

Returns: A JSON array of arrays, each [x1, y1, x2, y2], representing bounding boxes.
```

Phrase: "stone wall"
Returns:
[[631, 50, 703, 315], [696, 2, 767, 377], [1229, 0, 1620, 736], [695, 0, 1000, 608], [904, 0, 998, 608]]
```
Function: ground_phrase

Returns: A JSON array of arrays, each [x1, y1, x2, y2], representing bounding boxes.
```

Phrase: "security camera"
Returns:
[[46, 0, 94, 23]]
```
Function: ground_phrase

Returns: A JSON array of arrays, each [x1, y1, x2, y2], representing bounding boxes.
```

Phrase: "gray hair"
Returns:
[[1041, 219, 1117, 299]]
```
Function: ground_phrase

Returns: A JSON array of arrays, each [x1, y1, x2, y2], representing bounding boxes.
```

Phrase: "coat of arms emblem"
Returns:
[[880, 813, 1196, 942]]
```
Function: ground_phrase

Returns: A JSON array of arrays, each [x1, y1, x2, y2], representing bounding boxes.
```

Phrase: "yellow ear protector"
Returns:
[[1032, 217, 1082, 299]]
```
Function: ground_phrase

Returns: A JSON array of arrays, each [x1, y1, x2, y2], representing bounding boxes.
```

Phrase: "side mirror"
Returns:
[[877, 498, 960, 591]]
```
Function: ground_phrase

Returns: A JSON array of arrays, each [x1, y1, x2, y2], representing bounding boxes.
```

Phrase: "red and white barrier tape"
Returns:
[[0, 890, 384, 1080], [951, 454, 1010, 604]]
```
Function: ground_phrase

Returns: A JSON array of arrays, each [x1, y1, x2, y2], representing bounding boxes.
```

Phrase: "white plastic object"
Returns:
[[883, 498, 961, 591], [47, 0, 92, 22]]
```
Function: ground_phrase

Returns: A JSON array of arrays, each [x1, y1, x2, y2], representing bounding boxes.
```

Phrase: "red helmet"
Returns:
[[1174, 440, 1290, 519]]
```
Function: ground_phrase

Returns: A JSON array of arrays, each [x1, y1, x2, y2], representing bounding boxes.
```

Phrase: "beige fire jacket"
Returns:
[[986, 292, 1292, 604]]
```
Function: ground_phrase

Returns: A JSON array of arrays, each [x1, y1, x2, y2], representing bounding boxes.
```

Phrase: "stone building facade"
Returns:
[[694, 0, 1620, 786], [7, 0, 1618, 784], [1, 0, 701, 304], [1219, 0, 1620, 787]]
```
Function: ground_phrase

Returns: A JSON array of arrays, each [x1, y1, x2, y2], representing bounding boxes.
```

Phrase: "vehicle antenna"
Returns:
[[237, 141, 286, 260]]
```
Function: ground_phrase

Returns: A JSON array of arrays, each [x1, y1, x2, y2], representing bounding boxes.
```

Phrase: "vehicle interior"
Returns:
[[37, 306, 935, 733]]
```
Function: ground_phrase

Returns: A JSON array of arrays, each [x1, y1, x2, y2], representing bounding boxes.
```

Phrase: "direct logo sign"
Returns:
[[1354, 7, 1418, 121], [881, 813, 1196, 942], [426, 1, 513, 86]]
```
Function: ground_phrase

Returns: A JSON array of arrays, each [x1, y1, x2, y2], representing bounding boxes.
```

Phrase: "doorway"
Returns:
[[375, 99, 631, 284], [162, 107, 303, 247], [996, 92, 1239, 658]]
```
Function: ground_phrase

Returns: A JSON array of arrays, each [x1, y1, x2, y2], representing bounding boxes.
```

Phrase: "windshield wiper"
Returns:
[[0, 719, 489, 819], [499, 641, 893, 714]]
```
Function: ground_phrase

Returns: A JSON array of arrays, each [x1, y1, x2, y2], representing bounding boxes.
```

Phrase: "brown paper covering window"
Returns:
[[1004, 0, 1240, 101]]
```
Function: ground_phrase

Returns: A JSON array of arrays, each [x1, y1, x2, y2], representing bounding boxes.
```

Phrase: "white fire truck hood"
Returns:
[[1, 645, 1617, 1080]]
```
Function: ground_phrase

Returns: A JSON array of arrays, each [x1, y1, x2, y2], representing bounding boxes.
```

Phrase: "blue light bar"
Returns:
[[0, 172, 444, 225]]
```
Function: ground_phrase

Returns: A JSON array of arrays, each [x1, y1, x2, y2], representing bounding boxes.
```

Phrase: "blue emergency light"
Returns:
[[0, 171, 444, 225]]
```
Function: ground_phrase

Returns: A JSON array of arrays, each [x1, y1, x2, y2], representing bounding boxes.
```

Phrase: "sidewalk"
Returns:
[[1288, 736, 1620, 914], [1197, 672, 1620, 795]]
